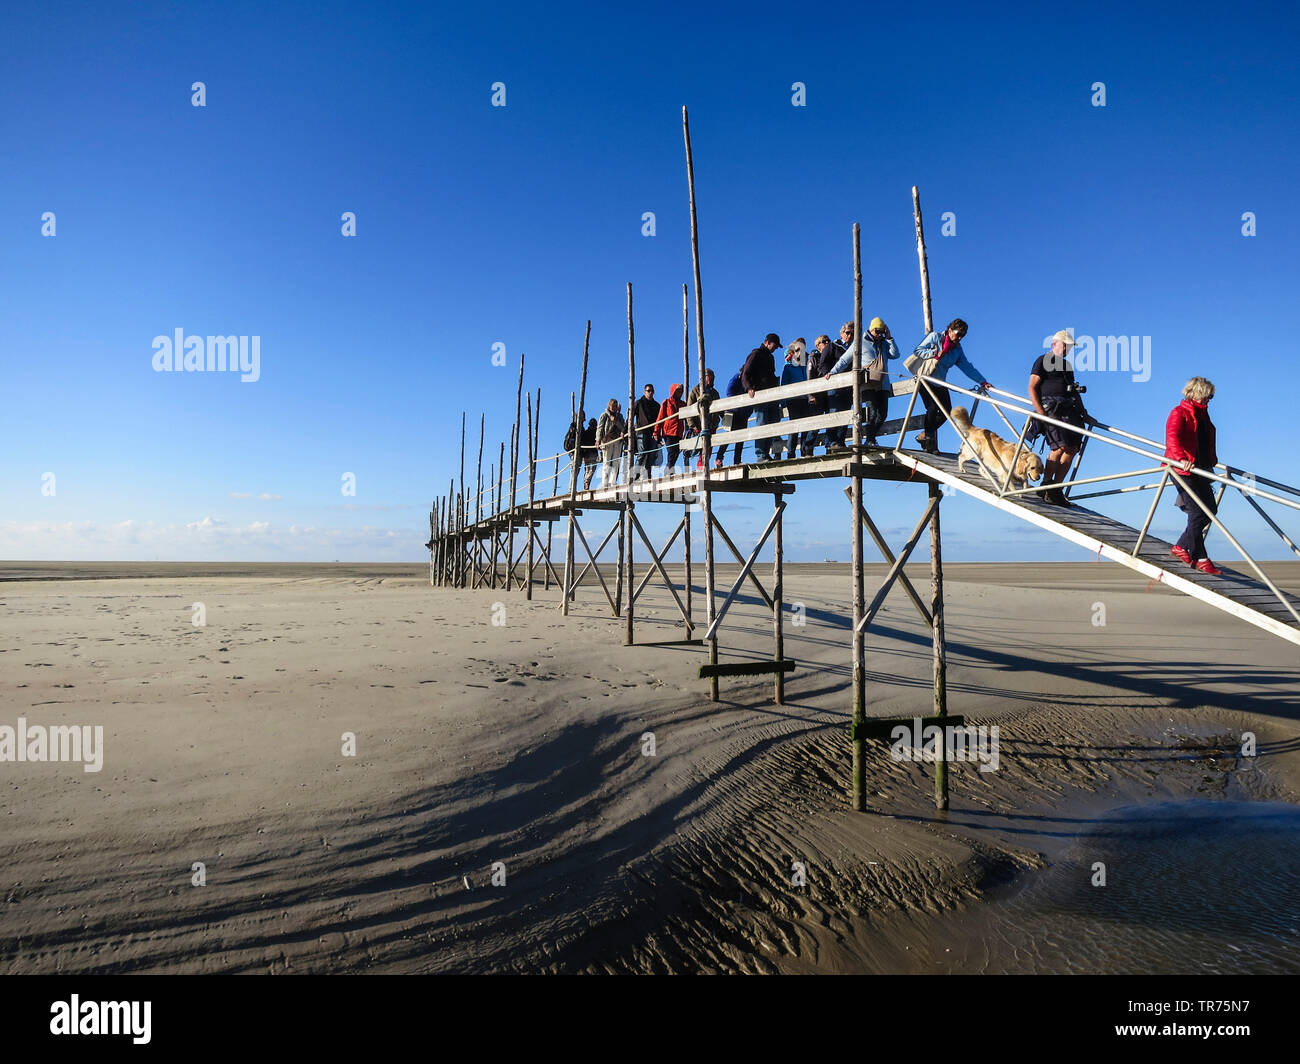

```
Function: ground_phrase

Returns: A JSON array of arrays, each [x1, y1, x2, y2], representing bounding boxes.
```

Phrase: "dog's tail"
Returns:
[[950, 405, 972, 432]]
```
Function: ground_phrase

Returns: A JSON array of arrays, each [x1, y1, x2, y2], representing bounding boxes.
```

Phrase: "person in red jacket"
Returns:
[[655, 383, 686, 474], [1165, 376, 1221, 575]]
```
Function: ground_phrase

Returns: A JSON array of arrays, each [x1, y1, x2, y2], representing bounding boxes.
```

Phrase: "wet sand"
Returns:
[[1, 562, 1297, 973]]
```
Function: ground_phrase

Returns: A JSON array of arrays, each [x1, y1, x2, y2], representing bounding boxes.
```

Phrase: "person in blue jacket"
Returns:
[[781, 339, 811, 457], [824, 317, 900, 447], [908, 318, 992, 454], [724, 369, 747, 465]]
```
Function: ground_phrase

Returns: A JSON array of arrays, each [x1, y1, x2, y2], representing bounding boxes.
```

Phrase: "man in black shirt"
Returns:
[[1028, 330, 1092, 506], [632, 383, 661, 480], [739, 333, 783, 462]]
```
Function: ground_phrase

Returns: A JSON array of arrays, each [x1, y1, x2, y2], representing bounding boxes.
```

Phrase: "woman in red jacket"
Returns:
[[1165, 377, 1221, 575], [655, 383, 686, 474]]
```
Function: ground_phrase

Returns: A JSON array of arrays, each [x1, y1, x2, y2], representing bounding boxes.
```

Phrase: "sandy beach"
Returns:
[[1, 561, 1298, 974]]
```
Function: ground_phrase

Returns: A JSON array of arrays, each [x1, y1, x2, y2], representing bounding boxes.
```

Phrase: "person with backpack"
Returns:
[[655, 383, 686, 474], [723, 368, 747, 465], [824, 317, 899, 448], [596, 399, 627, 487], [581, 417, 598, 489], [687, 368, 722, 469]]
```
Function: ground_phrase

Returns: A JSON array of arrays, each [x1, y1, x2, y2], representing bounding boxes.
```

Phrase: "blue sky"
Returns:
[[2, 0, 1297, 562]]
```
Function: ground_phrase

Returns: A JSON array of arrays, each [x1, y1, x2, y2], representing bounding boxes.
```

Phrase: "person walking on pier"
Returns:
[[825, 317, 899, 447], [687, 368, 721, 469], [1028, 330, 1092, 507], [782, 339, 811, 458], [909, 318, 991, 454], [807, 332, 845, 453], [580, 417, 598, 489], [632, 383, 661, 481], [655, 383, 686, 474], [740, 333, 784, 463], [596, 398, 627, 487], [1166, 377, 1222, 575]]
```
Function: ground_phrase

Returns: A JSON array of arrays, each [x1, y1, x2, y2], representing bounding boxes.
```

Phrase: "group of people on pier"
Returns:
[[560, 322, 1222, 571], [565, 315, 1003, 483]]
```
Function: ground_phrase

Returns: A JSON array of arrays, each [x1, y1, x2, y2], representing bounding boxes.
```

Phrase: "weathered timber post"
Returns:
[[851, 222, 867, 810], [930, 480, 949, 810], [683, 105, 718, 701]]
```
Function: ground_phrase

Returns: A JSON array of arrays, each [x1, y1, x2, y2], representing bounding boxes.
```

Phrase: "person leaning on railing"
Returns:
[[908, 318, 992, 454], [686, 368, 721, 469], [596, 398, 627, 487], [824, 317, 899, 448], [1028, 329, 1094, 508], [1165, 377, 1222, 576]]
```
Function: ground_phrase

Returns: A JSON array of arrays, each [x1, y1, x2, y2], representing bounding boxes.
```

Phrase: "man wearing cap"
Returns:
[[1028, 330, 1093, 507], [825, 316, 899, 447], [739, 333, 784, 463]]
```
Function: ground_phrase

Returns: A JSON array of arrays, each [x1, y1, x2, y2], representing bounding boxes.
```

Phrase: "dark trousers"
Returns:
[[863, 390, 888, 441], [662, 439, 681, 471], [636, 431, 658, 477], [1175, 476, 1218, 561], [920, 382, 952, 438], [827, 389, 850, 445]]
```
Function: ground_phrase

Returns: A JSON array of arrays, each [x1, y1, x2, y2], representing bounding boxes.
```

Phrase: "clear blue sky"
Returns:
[[2, 0, 1297, 562]]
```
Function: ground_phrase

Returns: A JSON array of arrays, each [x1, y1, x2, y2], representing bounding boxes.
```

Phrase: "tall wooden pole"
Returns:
[[682, 282, 692, 631], [930, 480, 949, 810], [495, 441, 504, 589], [525, 390, 535, 599], [773, 492, 784, 705], [683, 105, 718, 701], [465, 411, 470, 587], [912, 186, 934, 336], [851, 222, 867, 811], [508, 353, 525, 592], [475, 414, 484, 590], [563, 324, 591, 615], [625, 282, 635, 645], [488, 461, 496, 589]]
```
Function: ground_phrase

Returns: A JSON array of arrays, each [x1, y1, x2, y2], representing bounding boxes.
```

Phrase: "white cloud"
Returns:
[[0, 519, 421, 561]]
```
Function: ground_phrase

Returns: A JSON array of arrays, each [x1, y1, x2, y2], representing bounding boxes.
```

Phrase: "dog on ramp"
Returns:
[[950, 407, 1045, 488]]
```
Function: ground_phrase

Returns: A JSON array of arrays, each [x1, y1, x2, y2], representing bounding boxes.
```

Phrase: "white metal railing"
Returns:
[[895, 373, 1300, 627]]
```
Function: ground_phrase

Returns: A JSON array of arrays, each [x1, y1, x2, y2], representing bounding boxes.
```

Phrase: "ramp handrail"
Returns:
[[895, 373, 1300, 628]]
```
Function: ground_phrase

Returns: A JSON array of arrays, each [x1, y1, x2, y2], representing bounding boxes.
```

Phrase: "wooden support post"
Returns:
[[682, 282, 692, 634], [912, 186, 934, 337], [465, 411, 470, 585], [475, 414, 484, 589], [625, 282, 635, 644], [851, 222, 867, 811], [564, 324, 591, 615], [525, 391, 536, 598], [930, 480, 949, 811], [773, 490, 784, 705], [508, 353, 524, 592], [683, 105, 718, 701]]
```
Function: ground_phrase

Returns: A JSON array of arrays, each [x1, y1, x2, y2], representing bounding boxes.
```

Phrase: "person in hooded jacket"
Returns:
[[655, 383, 686, 473]]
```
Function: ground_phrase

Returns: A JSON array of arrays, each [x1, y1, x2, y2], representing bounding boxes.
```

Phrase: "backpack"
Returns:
[[564, 422, 577, 452]]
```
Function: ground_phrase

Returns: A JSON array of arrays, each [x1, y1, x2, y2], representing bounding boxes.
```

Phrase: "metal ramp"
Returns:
[[893, 445, 1300, 647]]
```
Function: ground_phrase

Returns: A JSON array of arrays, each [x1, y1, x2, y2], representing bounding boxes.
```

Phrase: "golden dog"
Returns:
[[950, 407, 1044, 487]]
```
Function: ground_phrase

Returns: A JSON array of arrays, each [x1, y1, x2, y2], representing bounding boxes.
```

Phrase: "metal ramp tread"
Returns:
[[896, 448, 1300, 647]]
